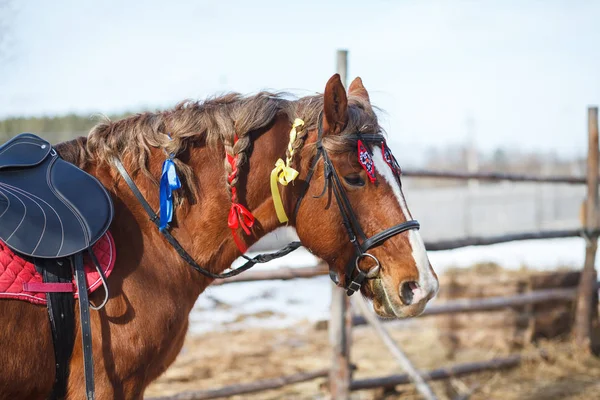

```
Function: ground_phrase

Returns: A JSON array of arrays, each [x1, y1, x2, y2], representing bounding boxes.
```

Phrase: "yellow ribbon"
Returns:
[[270, 118, 304, 223]]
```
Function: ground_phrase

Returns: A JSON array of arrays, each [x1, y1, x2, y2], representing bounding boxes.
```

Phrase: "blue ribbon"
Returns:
[[159, 158, 181, 231]]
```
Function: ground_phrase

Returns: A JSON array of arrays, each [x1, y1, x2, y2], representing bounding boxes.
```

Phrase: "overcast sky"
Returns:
[[0, 0, 598, 162]]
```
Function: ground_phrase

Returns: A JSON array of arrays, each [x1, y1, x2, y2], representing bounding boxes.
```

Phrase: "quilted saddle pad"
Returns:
[[0, 232, 116, 305]]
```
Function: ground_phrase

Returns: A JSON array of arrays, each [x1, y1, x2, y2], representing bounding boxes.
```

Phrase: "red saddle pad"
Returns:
[[0, 232, 116, 305]]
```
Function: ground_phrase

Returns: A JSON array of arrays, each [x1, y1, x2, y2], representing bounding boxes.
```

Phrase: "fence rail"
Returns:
[[313, 281, 600, 330], [147, 369, 330, 400], [423, 229, 591, 251], [402, 169, 587, 185], [351, 282, 600, 327], [213, 229, 593, 286], [212, 263, 328, 285], [350, 353, 527, 391]]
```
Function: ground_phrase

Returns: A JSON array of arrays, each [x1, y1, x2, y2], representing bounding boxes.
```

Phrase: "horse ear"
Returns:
[[348, 77, 370, 103], [322, 73, 348, 135]]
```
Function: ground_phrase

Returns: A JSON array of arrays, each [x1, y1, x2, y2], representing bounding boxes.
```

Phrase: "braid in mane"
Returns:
[[223, 138, 236, 199], [286, 122, 309, 170], [224, 132, 254, 253]]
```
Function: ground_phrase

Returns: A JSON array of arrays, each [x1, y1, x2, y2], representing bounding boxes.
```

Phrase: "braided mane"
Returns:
[[57, 91, 380, 207]]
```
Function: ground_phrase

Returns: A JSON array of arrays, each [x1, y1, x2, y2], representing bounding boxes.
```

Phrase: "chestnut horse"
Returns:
[[0, 74, 438, 399]]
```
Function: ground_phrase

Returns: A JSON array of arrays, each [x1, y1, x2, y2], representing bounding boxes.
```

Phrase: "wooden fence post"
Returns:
[[328, 49, 353, 400], [574, 106, 600, 352]]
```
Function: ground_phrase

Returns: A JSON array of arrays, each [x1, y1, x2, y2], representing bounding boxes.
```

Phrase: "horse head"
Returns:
[[292, 74, 439, 318]]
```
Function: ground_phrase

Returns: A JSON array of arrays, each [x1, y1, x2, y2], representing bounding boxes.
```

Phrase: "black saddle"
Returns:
[[0, 133, 114, 400], [0, 133, 113, 258]]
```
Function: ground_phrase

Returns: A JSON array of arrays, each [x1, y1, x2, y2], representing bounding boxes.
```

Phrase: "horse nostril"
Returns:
[[400, 281, 419, 305]]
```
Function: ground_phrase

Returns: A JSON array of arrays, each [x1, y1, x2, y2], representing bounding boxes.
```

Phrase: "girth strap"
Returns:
[[33, 250, 98, 400], [34, 258, 75, 400], [73, 252, 95, 400]]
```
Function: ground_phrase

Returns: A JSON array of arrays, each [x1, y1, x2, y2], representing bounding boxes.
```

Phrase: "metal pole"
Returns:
[[328, 48, 352, 400]]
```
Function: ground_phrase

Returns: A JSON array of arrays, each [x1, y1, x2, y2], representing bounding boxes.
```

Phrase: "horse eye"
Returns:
[[344, 174, 365, 187]]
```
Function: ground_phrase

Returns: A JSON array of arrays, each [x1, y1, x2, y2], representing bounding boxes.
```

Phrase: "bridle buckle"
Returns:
[[347, 280, 361, 295]]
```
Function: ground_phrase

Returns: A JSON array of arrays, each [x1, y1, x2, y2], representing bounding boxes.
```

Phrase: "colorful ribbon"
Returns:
[[228, 200, 255, 253], [382, 141, 401, 175], [270, 118, 304, 223], [228, 202, 255, 235], [357, 139, 376, 183], [159, 158, 182, 231]]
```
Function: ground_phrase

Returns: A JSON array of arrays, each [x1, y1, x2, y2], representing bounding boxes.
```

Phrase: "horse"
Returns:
[[0, 74, 439, 399]]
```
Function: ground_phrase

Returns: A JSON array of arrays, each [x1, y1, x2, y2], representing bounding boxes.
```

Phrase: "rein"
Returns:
[[113, 157, 301, 280]]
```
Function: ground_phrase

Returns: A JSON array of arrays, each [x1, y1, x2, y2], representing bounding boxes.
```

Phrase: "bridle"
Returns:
[[293, 115, 420, 295], [113, 114, 420, 296]]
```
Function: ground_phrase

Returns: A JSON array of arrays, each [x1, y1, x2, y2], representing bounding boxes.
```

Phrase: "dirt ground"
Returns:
[[144, 315, 600, 400]]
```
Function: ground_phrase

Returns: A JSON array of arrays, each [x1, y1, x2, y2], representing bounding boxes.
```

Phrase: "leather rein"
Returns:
[[113, 115, 420, 295], [113, 157, 301, 280]]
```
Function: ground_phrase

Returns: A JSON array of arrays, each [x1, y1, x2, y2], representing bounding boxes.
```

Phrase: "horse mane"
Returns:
[[54, 90, 381, 206]]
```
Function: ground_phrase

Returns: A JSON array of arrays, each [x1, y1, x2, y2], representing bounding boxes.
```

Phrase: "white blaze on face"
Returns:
[[371, 146, 439, 301]]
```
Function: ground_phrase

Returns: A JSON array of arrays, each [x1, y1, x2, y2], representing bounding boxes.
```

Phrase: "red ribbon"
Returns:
[[228, 202, 255, 253], [228, 203, 255, 234], [231, 233, 247, 254]]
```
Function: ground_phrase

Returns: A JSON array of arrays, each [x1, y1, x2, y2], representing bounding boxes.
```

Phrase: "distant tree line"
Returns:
[[0, 112, 134, 144]]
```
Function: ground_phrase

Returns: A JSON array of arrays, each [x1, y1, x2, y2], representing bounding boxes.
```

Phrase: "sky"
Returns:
[[0, 0, 599, 163]]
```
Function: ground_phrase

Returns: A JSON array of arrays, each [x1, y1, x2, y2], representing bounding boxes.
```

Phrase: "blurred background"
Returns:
[[1, 1, 600, 399]]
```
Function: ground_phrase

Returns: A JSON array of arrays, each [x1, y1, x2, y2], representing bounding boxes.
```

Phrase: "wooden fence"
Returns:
[[145, 52, 599, 400]]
